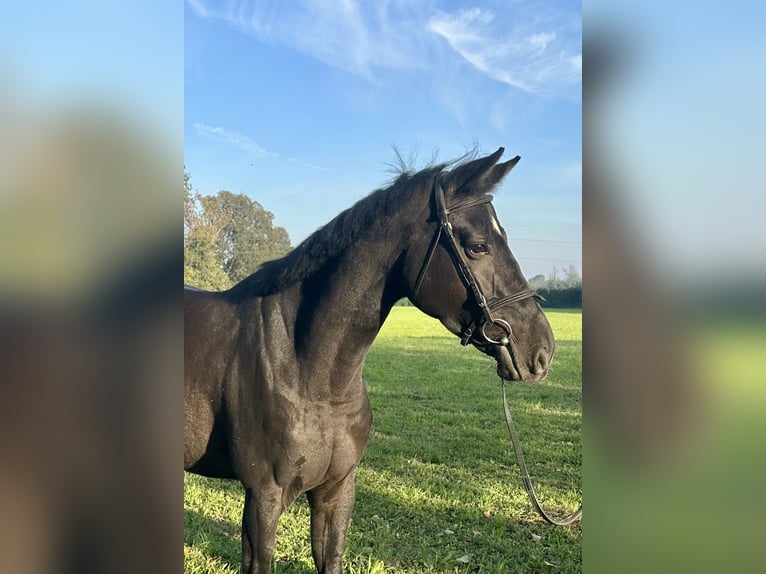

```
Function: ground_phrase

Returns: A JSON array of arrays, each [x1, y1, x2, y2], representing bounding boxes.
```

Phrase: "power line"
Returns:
[[508, 237, 581, 244], [518, 257, 582, 264]]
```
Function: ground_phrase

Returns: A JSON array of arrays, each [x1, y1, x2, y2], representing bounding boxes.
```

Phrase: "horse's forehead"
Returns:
[[489, 211, 503, 236], [462, 203, 504, 236]]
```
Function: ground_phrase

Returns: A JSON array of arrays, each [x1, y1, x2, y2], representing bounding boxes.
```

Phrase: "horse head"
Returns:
[[404, 148, 555, 383]]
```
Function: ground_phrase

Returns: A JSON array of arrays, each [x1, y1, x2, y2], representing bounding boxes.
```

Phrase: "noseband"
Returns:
[[413, 173, 539, 347]]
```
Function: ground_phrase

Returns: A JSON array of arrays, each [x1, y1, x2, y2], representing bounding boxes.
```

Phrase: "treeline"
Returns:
[[184, 170, 291, 291], [529, 265, 582, 308], [535, 286, 582, 308]]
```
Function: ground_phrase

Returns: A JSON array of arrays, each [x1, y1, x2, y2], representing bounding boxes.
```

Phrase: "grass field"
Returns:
[[184, 308, 582, 573]]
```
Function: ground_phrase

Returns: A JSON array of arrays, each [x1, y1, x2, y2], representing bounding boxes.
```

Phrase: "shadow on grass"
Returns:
[[185, 413, 581, 571], [184, 506, 316, 574], [186, 412, 582, 574], [348, 482, 582, 573], [184, 325, 581, 572], [185, 485, 580, 574], [184, 507, 241, 572]]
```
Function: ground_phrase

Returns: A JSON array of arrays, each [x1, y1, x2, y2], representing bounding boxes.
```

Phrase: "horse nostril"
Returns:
[[532, 348, 550, 374]]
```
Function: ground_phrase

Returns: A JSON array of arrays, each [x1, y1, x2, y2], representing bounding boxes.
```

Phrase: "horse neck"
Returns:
[[300, 238, 403, 360], [287, 226, 417, 399]]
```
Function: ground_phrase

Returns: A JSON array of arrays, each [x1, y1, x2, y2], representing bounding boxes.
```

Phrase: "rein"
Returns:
[[501, 379, 583, 526], [415, 171, 582, 526]]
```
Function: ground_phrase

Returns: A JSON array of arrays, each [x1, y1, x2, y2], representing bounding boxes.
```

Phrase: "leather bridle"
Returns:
[[413, 172, 540, 348], [413, 171, 582, 526]]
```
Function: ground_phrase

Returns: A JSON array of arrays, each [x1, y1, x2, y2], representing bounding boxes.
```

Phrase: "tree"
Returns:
[[197, 191, 291, 284], [542, 265, 581, 290], [563, 264, 581, 288], [183, 170, 292, 289], [531, 266, 582, 308], [183, 170, 231, 290], [184, 170, 194, 235], [184, 229, 230, 290], [529, 274, 546, 289]]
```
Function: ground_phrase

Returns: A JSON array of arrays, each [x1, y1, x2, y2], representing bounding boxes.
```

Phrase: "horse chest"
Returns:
[[272, 397, 372, 490]]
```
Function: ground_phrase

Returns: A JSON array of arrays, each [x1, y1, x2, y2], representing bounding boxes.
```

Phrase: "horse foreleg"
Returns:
[[307, 471, 357, 574], [240, 485, 282, 574]]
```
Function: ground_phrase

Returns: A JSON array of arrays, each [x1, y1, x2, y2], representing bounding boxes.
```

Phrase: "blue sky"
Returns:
[[185, 0, 582, 279]]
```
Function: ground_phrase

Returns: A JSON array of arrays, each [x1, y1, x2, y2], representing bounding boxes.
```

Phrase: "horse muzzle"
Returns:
[[493, 344, 549, 383]]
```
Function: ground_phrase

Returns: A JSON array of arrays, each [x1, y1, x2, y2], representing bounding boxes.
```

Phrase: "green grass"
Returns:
[[184, 308, 582, 573]]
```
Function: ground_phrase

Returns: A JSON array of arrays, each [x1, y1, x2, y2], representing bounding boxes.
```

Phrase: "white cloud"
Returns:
[[187, 1, 580, 98], [186, 0, 209, 18], [569, 54, 582, 72], [186, 0, 430, 79], [194, 123, 276, 158], [429, 7, 580, 96], [529, 32, 556, 51], [288, 157, 328, 172], [194, 126, 328, 171]]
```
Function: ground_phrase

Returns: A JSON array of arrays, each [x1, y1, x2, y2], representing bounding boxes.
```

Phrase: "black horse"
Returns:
[[184, 148, 555, 573]]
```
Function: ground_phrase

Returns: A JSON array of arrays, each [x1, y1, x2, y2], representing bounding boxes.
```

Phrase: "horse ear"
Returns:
[[486, 155, 521, 189], [445, 148, 521, 196]]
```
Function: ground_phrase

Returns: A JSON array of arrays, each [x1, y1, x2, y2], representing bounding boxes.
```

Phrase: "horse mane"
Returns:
[[224, 162, 447, 301]]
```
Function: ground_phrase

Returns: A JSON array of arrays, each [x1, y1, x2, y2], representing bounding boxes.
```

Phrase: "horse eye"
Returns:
[[466, 243, 489, 257]]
